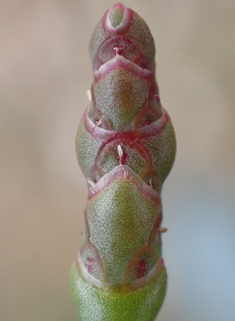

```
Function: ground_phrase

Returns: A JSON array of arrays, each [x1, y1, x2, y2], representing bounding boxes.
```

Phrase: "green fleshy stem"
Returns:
[[70, 262, 167, 321]]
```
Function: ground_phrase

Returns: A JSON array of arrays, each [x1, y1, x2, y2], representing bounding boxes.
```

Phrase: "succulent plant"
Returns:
[[70, 3, 176, 320]]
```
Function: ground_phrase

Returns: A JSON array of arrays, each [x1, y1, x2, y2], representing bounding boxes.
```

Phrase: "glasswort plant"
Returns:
[[70, 3, 176, 320]]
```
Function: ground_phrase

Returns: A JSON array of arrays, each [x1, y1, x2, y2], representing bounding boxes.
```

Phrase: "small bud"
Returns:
[[155, 94, 161, 103], [159, 227, 168, 233], [113, 46, 123, 55], [108, 3, 124, 28], [87, 178, 94, 186], [117, 145, 123, 164], [86, 257, 94, 273], [95, 119, 102, 127], [86, 90, 91, 102], [138, 260, 147, 279]]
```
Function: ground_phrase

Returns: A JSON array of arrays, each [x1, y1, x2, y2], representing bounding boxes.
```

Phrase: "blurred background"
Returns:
[[1, 0, 235, 320]]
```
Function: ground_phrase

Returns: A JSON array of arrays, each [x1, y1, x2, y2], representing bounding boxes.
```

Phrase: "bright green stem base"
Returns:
[[70, 263, 167, 321]]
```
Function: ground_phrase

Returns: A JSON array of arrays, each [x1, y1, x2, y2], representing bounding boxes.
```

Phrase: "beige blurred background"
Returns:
[[1, 1, 235, 320]]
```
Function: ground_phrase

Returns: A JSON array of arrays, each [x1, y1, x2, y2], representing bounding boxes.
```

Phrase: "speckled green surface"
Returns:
[[70, 263, 167, 321], [109, 7, 124, 28], [87, 177, 161, 284], [93, 69, 151, 131], [142, 121, 176, 183]]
